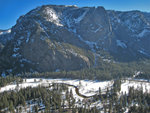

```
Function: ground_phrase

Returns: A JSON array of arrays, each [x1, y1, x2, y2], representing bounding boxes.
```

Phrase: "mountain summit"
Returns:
[[0, 5, 150, 75]]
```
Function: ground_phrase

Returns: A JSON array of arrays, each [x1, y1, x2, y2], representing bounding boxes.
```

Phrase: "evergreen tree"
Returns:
[[9, 101, 15, 113]]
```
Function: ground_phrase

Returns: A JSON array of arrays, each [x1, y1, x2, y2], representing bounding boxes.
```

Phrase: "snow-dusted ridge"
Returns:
[[0, 29, 11, 35], [43, 7, 63, 26]]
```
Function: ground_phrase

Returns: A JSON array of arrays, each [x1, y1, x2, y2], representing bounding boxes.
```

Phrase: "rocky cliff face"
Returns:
[[0, 5, 150, 75], [108, 10, 150, 61]]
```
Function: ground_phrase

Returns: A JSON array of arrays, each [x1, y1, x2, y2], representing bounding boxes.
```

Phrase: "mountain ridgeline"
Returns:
[[0, 5, 150, 75]]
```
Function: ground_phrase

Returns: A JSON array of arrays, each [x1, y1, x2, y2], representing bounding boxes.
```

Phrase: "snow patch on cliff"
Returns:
[[74, 9, 88, 23], [137, 29, 150, 38], [116, 40, 127, 48], [43, 7, 63, 26], [138, 49, 150, 56]]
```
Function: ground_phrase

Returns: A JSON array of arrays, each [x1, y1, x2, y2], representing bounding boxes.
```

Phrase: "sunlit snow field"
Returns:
[[1, 78, 150, 96]]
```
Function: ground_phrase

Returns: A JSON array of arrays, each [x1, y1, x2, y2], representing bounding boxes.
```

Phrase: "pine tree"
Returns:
[[2, 96, 9, 108], [99, 87, 101, 96], [108, 103, 112, 113], [9, 101, 15, 113]]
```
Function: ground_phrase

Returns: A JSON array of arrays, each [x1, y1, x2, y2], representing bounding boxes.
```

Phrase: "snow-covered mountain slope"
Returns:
[[0, 5, 150, 74], [0, 29, 12, 52], [107, 10, 150, 61], [0, 29, 11, 35], [0, 29, 12, 44]]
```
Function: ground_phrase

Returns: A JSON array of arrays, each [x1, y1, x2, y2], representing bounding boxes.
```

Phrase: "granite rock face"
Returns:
[[0, 5, 150, 74]]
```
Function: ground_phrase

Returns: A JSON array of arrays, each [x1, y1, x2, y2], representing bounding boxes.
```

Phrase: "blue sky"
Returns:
[[0, 0, 150, 29]]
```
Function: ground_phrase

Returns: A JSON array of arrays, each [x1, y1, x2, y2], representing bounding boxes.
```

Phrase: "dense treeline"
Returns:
[[0, 79, 150, 113], [127, 87, 150, 113], [0, 76, 23, 88], [30, 59, 150, 80], [0, 84, 68, 112], [1, 57, 150, 81], [1, 61, 150, 82], [132, 59, 150, 80], [103, 80, 150, 113], [21, 65, 134, 81], [0, 83, 100, 113], [11, 59, 150, 81]]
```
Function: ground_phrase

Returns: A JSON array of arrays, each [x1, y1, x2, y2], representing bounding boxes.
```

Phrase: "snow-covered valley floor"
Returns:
[[1, 78, 150, 97], [0, 78, 150, 112], [0, 78, 112, 97]]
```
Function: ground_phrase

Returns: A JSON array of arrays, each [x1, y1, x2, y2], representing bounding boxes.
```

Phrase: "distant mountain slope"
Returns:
[[0, 5, 150, 75], [107, 10, 150, 61], [0, 29, 11, 52]]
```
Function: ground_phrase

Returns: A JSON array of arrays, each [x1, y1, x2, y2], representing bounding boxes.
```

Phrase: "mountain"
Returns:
[[0, 5, 150, 75], [108, 10, 150, 61], [0, 29, 11, 51]]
